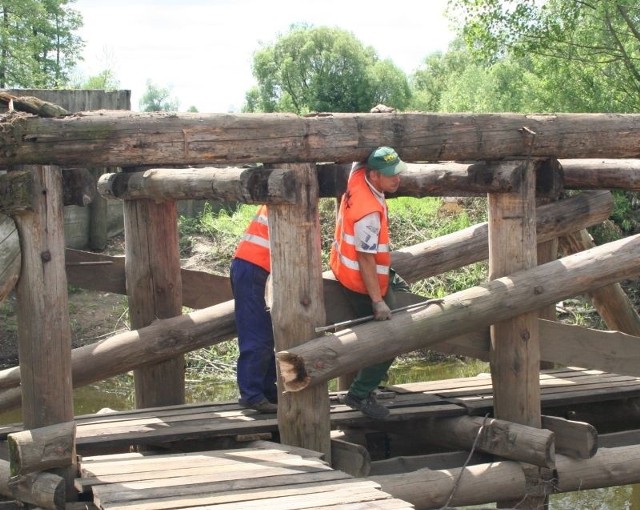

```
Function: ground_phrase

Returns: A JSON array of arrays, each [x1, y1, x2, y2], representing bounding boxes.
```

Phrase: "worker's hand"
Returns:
[[372, 300, 392, 321]]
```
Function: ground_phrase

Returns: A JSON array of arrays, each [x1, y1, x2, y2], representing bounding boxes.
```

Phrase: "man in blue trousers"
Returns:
[[230, 204, 278, 413]]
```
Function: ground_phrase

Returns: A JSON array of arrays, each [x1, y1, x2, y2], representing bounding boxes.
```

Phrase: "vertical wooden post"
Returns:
[[124, 198, 184, 408], [13, 165, 77, 498], [488, 161, 543, 509], [88, 167, 109, 251], [269, 163, 330, 460]]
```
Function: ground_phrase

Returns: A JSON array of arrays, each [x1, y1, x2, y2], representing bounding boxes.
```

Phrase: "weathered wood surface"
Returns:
[[4, 111, 640, 167], [75, 443, 412, 510], [270, 163, 331, 459], [8, 422, 76, 477], [414, 415, 555, 468], [0, 458, 66, 510], [0, 214, 20, 302], [561, 158, 640, 189], [541, 415, 598, 460], [98, 166, 298, 203], [559, 229, 640, 336], [124, 198, 185, 409], [12, 166, 74, 429], [277, 233, 640, 390], [372, 443, 640, 509]]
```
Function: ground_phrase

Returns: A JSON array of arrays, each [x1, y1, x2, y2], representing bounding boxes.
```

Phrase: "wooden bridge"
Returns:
[[3, 91, 640, 508]]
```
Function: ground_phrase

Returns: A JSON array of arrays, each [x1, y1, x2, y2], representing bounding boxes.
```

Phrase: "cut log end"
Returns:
[[277, 352, 311, 392]]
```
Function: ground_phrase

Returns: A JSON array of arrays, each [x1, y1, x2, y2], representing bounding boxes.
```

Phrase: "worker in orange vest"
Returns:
[[330, 146, 407, 419], [230, 205, 278, 413]]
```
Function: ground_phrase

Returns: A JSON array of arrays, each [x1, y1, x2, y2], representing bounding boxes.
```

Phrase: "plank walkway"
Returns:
[[1, 367, 639, 456], [75, 441, 414, 510]]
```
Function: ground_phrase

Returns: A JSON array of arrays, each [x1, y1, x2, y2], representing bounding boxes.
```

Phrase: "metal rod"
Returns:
[[315, 298, 444, 333]]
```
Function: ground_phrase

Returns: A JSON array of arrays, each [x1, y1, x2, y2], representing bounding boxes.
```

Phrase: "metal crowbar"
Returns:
[[315, 298, 444, 333]]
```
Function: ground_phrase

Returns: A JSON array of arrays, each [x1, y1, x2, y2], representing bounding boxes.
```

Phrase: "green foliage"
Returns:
[[0, 0, 84, 88], [247, 24, 411, 114], [81, 68, 120, 90], [139, 79, 179, 112], [448, 0, 640, 112]]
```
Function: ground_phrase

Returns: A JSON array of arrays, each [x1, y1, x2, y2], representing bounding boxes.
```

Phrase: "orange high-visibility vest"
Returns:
[[233, 205, 271, 272], [330, 167, 390, 295]]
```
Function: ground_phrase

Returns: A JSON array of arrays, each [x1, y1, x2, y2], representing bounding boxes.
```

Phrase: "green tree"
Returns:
[[448, 0, 640, 112], [0, 0, 83, 88], [246, 24, 411, 114], [139, 80, 179, 112], [81, 68, 119, 90]]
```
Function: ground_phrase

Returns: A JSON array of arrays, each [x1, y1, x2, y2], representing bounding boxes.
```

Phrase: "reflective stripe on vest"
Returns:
[[330, 168, 390, 295], [233, 205, 271, 272]]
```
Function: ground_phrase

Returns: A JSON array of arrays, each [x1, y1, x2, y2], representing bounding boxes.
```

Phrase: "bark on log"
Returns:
[[559, 229, 640, 336], [414, 415, 555, 468], [0, 214, 20, 303], [392, 190, 612, 284], [0, 459, 65, 510], [8, 422, 76, 477], [277, 233, 640, 391], [4, 111, 640, 167]]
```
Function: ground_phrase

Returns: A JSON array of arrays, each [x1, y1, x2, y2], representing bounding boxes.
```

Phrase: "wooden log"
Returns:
[[124, 198, 185, 408], [5, 111, 640, 167], [414, 415, 555, 468], [371, 460, 527, 509], [270, 163, 330, 460], [0, 214, 20, 302], [98, 166, 298, 203], [277, 233, 640, 391], [372, 444, 640, 509], [561, 158, 640, 190], [0, 459, 66, 510], [559, 229, 640, 336], [88, 168, 108, 251], [392, 190, 612, 284], [541, 415, 597, 460], [8, 422, 76, 476], [0, 91, 69, 117], [12, 166, 74, 428]]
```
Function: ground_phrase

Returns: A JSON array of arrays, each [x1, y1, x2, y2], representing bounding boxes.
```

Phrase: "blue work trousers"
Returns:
[[230, 258, 278, 405]]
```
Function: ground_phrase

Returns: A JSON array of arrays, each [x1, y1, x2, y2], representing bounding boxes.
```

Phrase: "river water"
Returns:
[[0, 359, 636, 509]]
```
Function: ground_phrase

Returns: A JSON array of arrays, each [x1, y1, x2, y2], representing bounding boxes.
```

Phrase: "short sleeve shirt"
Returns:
[[353, 173, 387, 254]]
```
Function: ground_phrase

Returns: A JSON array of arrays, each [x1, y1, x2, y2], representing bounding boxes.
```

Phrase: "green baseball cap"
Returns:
[[367, 146, 407, 176]]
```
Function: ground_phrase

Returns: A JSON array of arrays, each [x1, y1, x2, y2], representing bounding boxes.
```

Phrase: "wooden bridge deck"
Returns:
[[75, 441, 414, 510], [1, 366, 639, 456]]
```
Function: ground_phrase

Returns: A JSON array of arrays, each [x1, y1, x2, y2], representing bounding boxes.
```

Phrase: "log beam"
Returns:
[[561, 158, 640, 190], [371, 444, 640, 510], [277, 233, 640, 391], [415, 415, 555, 468], [98, 166, 298, 204], [0, 458, 65, 510], [4, 111, 640, 167]]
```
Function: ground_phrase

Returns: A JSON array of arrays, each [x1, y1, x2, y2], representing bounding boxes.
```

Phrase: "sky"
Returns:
[[73, 0, 456, 113]]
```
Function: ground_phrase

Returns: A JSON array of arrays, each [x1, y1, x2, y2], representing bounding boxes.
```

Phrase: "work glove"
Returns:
[[372, 300, 392, 321]]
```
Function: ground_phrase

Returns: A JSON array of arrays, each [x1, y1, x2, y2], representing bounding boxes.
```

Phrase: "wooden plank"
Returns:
[[541, 415, 598, 459], [82, 470, 349, 502], [95, 479, 380, 510]]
